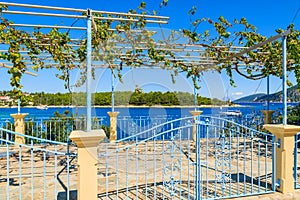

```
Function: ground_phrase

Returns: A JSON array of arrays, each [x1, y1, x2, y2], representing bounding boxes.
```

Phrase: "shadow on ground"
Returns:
[[57, 190, 77, 200]]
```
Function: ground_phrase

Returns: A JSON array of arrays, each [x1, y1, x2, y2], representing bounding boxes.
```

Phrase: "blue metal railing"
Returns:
[[117, 116, 193, 141], [98, 115, 276, 199], [0, 113, 277, 199], [116, 113, 270, 141], [0, 116, 107, 143], [0, 112, 277, 143], [116, 115, 181, 140], [0, 127, 68, 146], [0, 127, 76, 200], [116, 114, 249, 141]]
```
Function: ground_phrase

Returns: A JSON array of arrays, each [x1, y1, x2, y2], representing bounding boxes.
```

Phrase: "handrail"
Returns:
[[205, 115, 273, 137], [103, 115, 273, 156], [0, 139, 68, 155], [100, 123, 194, 157], [116, 116, 193, 142], [0, 127, 68, 146], [117, 114, 272, 143]]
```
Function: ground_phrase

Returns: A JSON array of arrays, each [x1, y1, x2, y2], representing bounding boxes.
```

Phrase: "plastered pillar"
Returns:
[[107, 112, 119, 142], [261, 110, 275, 124], [69, 130, 106, 200], [189, 110, 203, 141], [10, 113, 28, 144], [264, 124, 300, 193]]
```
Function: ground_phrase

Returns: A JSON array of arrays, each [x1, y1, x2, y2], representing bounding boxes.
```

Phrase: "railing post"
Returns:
[[189, 110, 203, 141], [260, 110, 275, 124], [264, 124, 300, 193], [69, 130, 106, 200], [10, 113, 28, 144], [107, 111, 119, 142]]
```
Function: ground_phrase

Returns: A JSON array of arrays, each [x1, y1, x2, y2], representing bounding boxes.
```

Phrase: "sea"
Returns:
[[0, 102, 298, 122]]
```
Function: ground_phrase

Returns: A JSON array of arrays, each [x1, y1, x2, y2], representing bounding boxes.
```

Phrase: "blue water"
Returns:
[[0, 102, 298, 120]]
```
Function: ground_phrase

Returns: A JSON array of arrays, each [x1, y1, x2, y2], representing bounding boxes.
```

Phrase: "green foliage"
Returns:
[[0, 90, 226, 107], [3, 2, 300, 98], [160, 0, 168, 8], [100, 124, 110, 139], [183, 12, 300, 87], [0, 17, 80, 97], [287, 104, 300, 125]]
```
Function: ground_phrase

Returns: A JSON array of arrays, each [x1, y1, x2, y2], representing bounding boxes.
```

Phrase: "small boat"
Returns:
[[220, 110, 242, 116], [263, 101, 268, 107], [37, 104, 48, 110]]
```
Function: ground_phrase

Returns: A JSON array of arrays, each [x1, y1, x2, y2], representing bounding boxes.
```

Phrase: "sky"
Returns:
[[0, 0, 300, 100]]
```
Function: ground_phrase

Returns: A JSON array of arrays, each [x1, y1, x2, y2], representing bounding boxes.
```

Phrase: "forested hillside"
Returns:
[[1, 91, 226, 106], [234, 85, 300, 103]]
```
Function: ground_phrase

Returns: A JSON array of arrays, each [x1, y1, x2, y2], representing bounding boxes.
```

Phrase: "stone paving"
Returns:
[[230, 190, 300, 200]]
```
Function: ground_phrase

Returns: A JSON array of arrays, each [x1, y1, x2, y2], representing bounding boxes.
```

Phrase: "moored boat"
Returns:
[[220, 110, 242, 116], [36, 104, 48, 110]]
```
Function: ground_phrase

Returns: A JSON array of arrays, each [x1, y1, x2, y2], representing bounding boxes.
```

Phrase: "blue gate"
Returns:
[[98, 115, 276, 199]]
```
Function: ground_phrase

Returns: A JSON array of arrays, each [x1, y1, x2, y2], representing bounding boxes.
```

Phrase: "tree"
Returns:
[[287, 105, 300, 125], [179, 9, 300, 87]]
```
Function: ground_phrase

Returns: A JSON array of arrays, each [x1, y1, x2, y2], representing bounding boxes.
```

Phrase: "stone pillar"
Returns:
[[189, 110, 203, 141], [107, 112, 119, 142], [10, 113, 28, 144], [69, 130, 106, 200], [264, 124, 300, 193], [261, 110, 275, 124]]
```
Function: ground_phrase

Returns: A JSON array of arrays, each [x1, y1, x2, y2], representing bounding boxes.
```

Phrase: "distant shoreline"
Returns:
[[0, 104, 244, 109], [2, 102, 298, 109]]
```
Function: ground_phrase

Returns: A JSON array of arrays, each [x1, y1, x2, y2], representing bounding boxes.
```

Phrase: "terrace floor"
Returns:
[[231, 190, 300, 200], [0, 142, 298, 200]]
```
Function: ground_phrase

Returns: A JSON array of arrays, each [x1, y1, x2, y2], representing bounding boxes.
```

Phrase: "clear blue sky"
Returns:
[[0, 0, 300, 100]]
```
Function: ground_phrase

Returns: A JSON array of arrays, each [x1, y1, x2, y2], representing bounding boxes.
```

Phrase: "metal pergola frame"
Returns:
[[0, 1, 291, 130], [224, 29, 291, 125], [0, 2, 170, 131]]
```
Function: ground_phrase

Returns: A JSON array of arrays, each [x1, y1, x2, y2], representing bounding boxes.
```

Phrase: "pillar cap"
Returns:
[[107, 111, 120, 117], [264, 124, 300, 137], [261, 110, 275, 114], [189, 110, 203, 116], [69, 129, 106, 148], [10, 113, 29, 119]]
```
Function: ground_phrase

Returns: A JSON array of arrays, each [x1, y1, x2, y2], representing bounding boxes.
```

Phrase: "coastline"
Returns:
[[2, 101, 299, 109], [0, 104, 244, 109]]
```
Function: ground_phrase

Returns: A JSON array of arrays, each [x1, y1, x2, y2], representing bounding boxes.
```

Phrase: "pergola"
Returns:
[[0, 1, 291, 131]]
